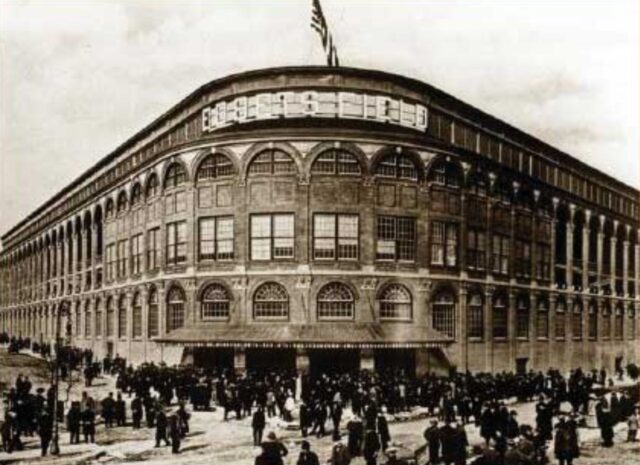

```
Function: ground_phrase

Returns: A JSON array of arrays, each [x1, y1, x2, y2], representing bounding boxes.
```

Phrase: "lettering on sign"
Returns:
[[201, 90, 428, 133]]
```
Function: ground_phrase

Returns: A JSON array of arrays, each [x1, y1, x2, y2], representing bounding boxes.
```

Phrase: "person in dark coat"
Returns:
[[155, 409, 169, 447], [66, 402, 81, 444], [332, 402, 344, 441], [299, 401, 310, 438], [260, 431, 288, 465], [363, 428, 381, 465], [598, 405, 614, 447], [452, 423, 468, 465], [554, 418, 575, 465], [439, 420, 457, 465], [37, 408, 53, 456], [296, 440, 320, 465], [101, 392, 115, 428], [377, 413, 391, 452], [81, 405, 95, 443], [346, 414, 364, 457], [252, 406, 266, 446], [168, 413, 181, 454], [423, 419, 441, 465], [131, 395, 143, 429], [115, 392, 126, 427]]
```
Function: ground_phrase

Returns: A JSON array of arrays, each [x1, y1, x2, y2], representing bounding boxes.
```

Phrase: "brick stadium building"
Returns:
[[1, 67, 638, 375]]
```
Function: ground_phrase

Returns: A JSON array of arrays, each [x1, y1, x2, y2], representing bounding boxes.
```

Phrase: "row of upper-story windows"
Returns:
[[98, 213, 555, 282]]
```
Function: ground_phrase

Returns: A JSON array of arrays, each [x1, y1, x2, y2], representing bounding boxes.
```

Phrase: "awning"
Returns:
[[155, 323, 453, 349]]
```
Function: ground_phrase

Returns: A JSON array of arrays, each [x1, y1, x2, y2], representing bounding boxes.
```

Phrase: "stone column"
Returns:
[[635, 230, 640, 298], [610, 220, 619, 290], [459, 283, 469, 371], [582, 210, 591, 291], [597, 215, 605, 289], [551, 198, 559, 283], [566, 204, 575, 289], [623, 225, 630, 296], [484, 285, 495, 372], [360, 348, 375, 371]]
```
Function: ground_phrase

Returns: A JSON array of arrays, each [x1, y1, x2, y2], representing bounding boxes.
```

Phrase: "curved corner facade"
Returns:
[[0, 67, 638, 375]]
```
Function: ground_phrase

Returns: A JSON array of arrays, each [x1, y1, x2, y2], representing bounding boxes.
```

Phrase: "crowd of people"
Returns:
[[0, 333, 639, 465]]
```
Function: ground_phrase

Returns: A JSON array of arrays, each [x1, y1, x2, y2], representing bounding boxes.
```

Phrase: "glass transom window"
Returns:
[[253, 282, 289, 320], [378, 284, 412, 320], [311, 149, 361, 175], [317, 282, 355, 320], [201, 283, 231, 320]]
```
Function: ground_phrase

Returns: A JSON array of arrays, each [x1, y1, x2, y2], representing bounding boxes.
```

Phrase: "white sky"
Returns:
[[1, 0, 638, 237]]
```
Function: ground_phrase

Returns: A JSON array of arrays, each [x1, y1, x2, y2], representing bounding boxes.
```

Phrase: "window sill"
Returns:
[[493, 337, 507, 342], [379, 318, 413, 323], [201, 318, 231, 322], [467, 337, 484, 343], [516, 336, 529, 341]]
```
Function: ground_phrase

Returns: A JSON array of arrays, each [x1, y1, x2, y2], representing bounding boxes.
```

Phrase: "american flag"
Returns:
[[311, 0, 340, 67]]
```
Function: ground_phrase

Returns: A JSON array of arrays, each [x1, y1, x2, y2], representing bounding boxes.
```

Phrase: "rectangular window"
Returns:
[[250, 214, 294, 260], [198, 216, 234, 261], [376, 216, 416, 262], [106, 244, 116, 281], [515, 240, 531, 277], [95, 309, 102, 337], [131, 234, 142, 275], [85, 310, 91, 337], [536, 243, 551, 280], [555, 309, 566, 340], [492, 234, 510, 275], [467, 229, 486, 270], [537, 310, 549, 339], [117, 240, 128, 278], [148, 303, 159, 337], [147, 228, 159, 271], [467, 298, 484, 339], [313, 214, 359, 260], [166, 221, 187, 265]]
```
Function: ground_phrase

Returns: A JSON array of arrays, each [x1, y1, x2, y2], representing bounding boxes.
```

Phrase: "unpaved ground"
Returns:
[[1, 348, 639, 465]]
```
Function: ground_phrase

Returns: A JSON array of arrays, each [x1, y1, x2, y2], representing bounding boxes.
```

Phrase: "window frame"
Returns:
[[198, 216, 235, 262], [375, 215, 417, 262], [312, 213, 359, 261], [166, 221, 187, 266], [250, 213, 295, 261]]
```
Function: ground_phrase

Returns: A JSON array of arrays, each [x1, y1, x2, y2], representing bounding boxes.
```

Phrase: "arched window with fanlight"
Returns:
[[164, 162, 187, 189], [166, 286, 186, 332], [467, 293, 484, 339], [374, 152, 419, 181], [492, 293, 508, 339], [248, 149, 295, 176], [132, 292, 142, 338], [311, 148, 361, 176], [148, 287, 159, 337], [118, 295, 127, 339], [432, 290, 456, 338], [196, 153, 235, 182], [253, 282, 289, 320], [516, 295, 529, 339], [572, 299, 583, 340], [317, 282, 355, 320], [201, 283, 232, 320], [378, 283, 412, 320]]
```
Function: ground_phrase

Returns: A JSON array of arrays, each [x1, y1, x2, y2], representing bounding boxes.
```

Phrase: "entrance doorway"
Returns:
[[516, 357, 528, 375], [308, 349, 360, 377], [246, 348, 296, 372], [193, 348, 234, 371], [374, 349, 416, 377]]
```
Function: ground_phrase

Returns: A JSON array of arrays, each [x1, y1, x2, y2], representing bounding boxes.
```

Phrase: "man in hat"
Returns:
[[346, 413, 364, 457], [260, 431, 288, 465], [66, 401, 81, 444], [297, 439, 320, 465], [251, 406, 266, 446], [81, 403, 96, 443]]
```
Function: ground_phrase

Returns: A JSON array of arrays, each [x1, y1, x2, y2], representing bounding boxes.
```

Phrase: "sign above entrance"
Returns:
[[201, 90, 429, 133]]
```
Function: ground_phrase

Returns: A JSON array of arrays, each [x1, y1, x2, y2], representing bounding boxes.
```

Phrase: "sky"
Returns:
[[0, 0, 638, 238]]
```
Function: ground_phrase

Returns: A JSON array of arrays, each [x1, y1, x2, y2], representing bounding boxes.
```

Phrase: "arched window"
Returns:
[[374, 152, 419, 180], [196, 154, 235, 181], [378, 283, 412, 320], [248, 149, 295, 176], [253, 282, 289, 320], [164, 162, 186, 189], [468, 169, 488, 197], [516, 296, 529, 339], [131, 183, 142, 207], [432, 290, 456, 338], [317, 282, 355, 320], [614, 304, 624, 340], [628, 305, 636, 340], [429, 160, 461, 188], [132, 292, 142, 338], [311, 149, 361, 175], [588, 301, 598, 340], [118, 295, 127, 339], [492, 294, 508, 339], [95, 298, 102, 337], [105, 198, 115, 219], [467, 293, 484, 339], [106, 297, 115, 337], [148, 287, 159, 337], [146, 173, 159, 198], [602, 303, 611, 339], [166, 286, 186, 331], [572, 299, 583, 340], [116, 192, 128, 214], [555, 299, 566, 340], [201, 283, 231, 320]]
